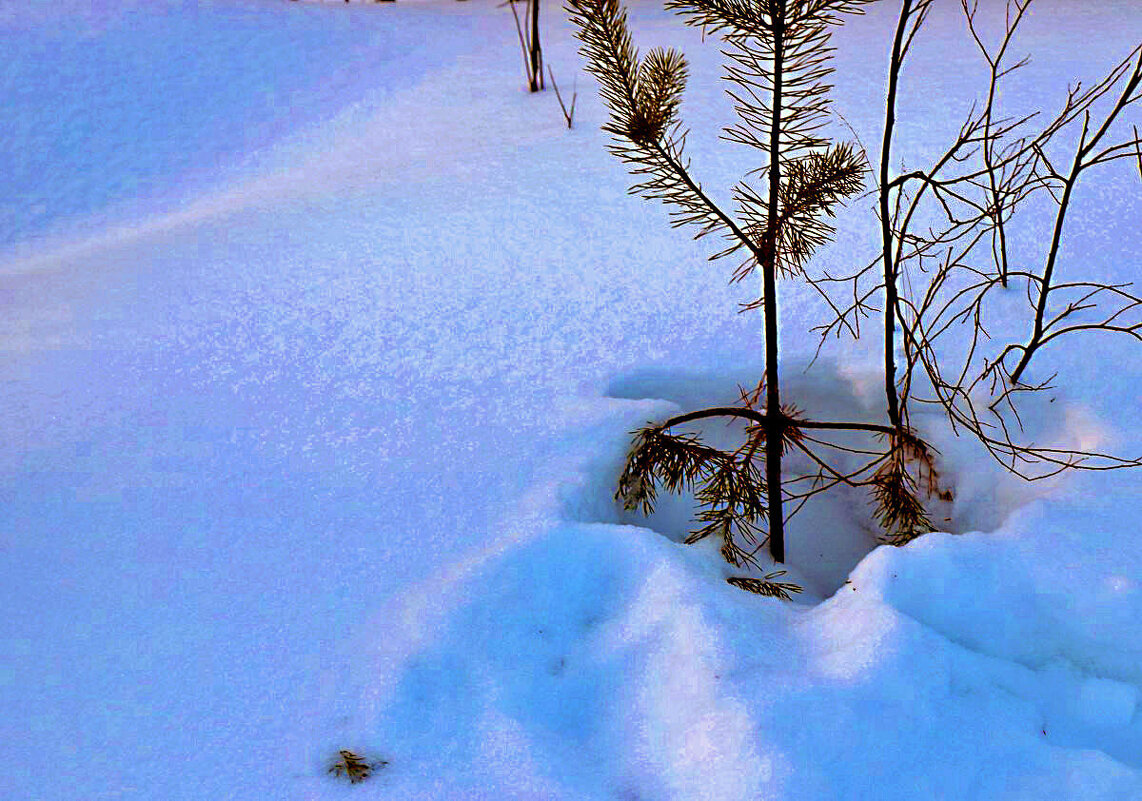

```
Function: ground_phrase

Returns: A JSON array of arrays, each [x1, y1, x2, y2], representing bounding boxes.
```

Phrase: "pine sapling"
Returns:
[[569, 0, 938, 596]]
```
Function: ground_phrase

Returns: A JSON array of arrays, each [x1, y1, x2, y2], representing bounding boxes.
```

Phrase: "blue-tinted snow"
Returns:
[[0, 0, 464, 251], [2, 0, 1142, 799]]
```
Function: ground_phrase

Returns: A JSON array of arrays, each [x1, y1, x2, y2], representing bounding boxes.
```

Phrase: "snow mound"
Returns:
[[330, 386, 1142, 799]]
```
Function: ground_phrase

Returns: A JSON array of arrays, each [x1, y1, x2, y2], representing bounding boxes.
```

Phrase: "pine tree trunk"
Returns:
[[765, 3, 786, 563]]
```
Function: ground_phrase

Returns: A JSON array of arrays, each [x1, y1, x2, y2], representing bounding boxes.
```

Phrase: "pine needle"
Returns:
[[727, 570, 803, 600]]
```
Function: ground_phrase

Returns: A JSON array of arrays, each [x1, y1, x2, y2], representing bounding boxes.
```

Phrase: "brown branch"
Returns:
[[658, 406, 899, 437]]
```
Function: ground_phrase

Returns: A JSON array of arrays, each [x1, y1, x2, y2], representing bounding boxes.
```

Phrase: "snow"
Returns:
[[1, 0, 1140, 798]]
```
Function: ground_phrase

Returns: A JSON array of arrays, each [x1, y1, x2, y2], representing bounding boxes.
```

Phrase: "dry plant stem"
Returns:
[[1009, 144, 1081, 383], [1135, 124, 1142, 176], [1009, 51, 1142, 384], [963, 0, 1033, 289], [507, 0, 534, 87], [854, 2, 1141, 477], [878, 0, 915, 433], [875, 4, 1032, 367], [548, 66, 577, 127], [532, 0, 545, 91], [508, 0, 544, 91]]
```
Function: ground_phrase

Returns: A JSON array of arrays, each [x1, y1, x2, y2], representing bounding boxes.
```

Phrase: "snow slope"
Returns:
[[1, 1, 1140, 798]]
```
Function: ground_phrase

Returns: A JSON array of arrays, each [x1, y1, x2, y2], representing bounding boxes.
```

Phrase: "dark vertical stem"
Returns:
[[1009, 168, 1078, 384], [1012, 58, 1140, 383], [764, 2, 786, 563], [530, 0, 544, 92], [879, 0, 910, 433], [983, 69, 1010, 288], [978, 0, 1031, 289]]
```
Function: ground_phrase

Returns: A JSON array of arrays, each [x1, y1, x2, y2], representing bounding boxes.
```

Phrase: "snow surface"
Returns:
[[2, 0, 1141, 798]]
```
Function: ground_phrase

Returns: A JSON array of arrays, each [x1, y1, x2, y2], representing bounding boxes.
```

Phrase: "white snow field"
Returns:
[[2, 0, 1141, 798]]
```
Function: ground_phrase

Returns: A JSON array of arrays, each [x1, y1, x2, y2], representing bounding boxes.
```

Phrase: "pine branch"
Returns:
[[690, 453, 768, 566], [727, 571, 803, 600], [615, 426, 728, 514], [567, 0, 759, 257], [614, 423, 775, 567], [669, 0, 874, 159], [870, 430, 940, 545], [736, 142, 867, 278]]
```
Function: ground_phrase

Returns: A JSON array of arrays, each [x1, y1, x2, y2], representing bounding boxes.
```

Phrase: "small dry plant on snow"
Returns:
[[328, 749, 387, 784]]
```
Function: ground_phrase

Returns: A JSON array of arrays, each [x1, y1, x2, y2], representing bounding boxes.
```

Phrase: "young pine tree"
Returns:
[[568, 0, 936, 594]]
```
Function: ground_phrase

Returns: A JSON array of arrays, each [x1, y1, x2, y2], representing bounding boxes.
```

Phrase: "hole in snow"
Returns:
[[594, 363, 1057, 601]]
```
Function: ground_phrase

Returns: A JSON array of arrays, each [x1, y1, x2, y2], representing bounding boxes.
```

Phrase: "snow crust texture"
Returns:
[[2, 1, 1141, 799]]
